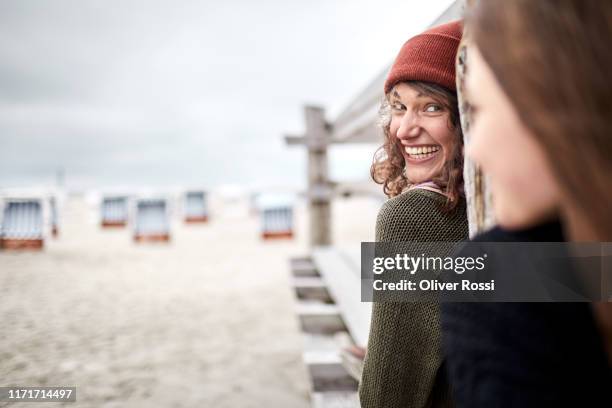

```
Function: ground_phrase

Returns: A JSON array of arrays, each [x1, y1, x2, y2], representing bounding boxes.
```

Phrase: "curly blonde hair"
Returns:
[[370, 81, 464, 211]]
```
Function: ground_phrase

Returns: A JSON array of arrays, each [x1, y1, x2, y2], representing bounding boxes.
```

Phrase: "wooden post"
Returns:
[[286, 105, 333, 247]]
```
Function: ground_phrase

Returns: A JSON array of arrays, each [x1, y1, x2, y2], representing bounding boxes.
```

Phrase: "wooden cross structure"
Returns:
[[285, 106, 334, 247]]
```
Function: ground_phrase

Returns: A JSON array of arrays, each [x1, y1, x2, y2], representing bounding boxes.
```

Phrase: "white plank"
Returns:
[[297, 301, 346, 334], [304, 350, 358, 392], [292, 276, 327, 288], [311, 391, 359, 408], [291, 257, 319, 277], [302, 332, 347, 352], [312, 246, 371, 347], [292, 276, 332, 302]]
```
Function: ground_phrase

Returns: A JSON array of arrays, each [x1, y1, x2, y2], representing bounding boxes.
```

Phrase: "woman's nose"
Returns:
[[396, 113, 420, 141]]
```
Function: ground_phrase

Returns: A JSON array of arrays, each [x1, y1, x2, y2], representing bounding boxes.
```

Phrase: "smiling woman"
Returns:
[[360, 20, 468, 408], [385, 81, 462, 204], [440, 1, 612, 406], [372, 77, 463, 210]]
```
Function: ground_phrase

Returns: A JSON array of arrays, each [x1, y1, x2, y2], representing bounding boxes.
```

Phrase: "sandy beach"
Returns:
[[0, 193, 381, 407]]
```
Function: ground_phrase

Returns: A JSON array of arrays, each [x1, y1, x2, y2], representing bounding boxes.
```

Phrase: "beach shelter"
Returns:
[[0, 198, 46, 250], [133, 198, 170, 242], [257, 194, 295, 240], [101, 196, 129, 227], [183, 190, 208, 223]]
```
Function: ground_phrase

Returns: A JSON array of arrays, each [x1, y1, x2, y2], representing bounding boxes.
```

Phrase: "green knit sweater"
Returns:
[[359, 188, 468, 408]]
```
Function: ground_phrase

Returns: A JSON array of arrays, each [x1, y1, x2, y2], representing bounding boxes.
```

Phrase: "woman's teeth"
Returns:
[[405, 145, 441, 159]]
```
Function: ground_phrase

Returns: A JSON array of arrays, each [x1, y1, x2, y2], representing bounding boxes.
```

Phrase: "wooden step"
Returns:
[[303, 350, 358, 392], [296, 302, 346, 334], [302, 332, 348, 352], [291, 257, 319, 277], [311, 391, 359, 408], [292, 276, 332, 302]]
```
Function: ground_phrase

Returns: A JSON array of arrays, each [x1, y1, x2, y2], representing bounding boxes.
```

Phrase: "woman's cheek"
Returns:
[[465, 120, 488, 167], [389, 118, 400, 139], [428, 116, 455, 147]]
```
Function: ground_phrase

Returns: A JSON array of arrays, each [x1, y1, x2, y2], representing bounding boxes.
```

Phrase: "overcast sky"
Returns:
[[0, 0, 454, 191]]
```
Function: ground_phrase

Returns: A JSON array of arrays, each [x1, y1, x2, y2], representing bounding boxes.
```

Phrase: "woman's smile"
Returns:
[[403, 144, 441, 161]]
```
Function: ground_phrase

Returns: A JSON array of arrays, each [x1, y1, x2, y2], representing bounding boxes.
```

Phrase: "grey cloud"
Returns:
[[0, 0, 453, 190]]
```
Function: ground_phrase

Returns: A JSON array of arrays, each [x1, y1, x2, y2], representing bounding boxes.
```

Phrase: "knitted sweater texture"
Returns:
[[359, 188, 468, 408]]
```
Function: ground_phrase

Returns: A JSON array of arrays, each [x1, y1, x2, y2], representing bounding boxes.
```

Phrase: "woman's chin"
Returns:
[[406, 173, 433, 184], [494, 202, 537, 230], [405, 167, 442, 184], [403, 155, 444, 184]]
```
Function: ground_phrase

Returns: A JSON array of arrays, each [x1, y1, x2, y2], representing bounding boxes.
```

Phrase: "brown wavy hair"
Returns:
[[469, 0, 612, 241], [370, 81, 464, 211], [469, 0, 612, 365]]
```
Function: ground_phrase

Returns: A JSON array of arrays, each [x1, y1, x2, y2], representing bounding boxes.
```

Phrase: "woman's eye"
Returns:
[[391, 102, 405, 111], [424, 104, 442, 113]]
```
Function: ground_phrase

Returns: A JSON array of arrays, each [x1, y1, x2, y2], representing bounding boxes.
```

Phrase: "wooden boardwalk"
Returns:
[[290, 246, 371, 408]]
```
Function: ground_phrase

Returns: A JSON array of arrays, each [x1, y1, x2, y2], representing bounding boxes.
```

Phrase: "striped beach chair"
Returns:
[[0, 199, 45, 250], [258, 195, 294, 240], [133, 198, 170, 242], [101, 196, 129, 227], [184, 191, 208, 223]]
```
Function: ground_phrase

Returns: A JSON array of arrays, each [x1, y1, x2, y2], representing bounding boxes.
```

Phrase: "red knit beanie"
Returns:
[[384, 20, 463, 94]]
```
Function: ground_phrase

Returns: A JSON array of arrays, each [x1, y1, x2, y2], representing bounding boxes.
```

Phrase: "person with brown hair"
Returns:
[[441, 1, 612, 406], [359, 20, 468, 408]]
